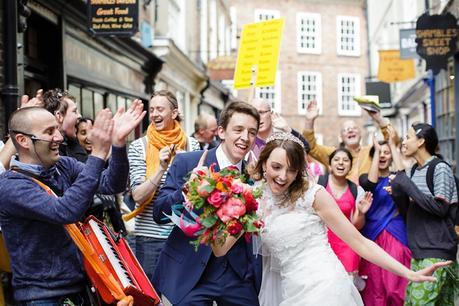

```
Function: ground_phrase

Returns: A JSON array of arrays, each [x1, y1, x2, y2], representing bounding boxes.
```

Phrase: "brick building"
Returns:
[[226, 0, 371, 147]]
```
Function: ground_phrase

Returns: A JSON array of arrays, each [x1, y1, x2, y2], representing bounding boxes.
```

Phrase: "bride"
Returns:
[[212, 132, 450, 306]]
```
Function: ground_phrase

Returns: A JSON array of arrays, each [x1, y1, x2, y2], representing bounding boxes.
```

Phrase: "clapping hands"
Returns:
[[112, 99, 146, 147]]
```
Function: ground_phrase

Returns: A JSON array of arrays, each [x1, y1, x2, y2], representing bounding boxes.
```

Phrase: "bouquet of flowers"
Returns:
[[169, 164, 263, 250]]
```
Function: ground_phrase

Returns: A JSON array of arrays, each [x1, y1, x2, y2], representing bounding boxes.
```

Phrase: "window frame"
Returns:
[[337, 73, 361, 116], [297, 71, 322, 115], [336, 16, 360, 57], [296, 12, 321, 54]]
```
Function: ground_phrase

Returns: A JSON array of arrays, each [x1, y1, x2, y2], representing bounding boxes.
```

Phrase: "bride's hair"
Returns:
[[251, 139, 309, 204]]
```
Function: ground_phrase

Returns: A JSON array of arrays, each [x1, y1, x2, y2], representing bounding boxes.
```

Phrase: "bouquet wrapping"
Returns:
[[167, 164, 263, 250]]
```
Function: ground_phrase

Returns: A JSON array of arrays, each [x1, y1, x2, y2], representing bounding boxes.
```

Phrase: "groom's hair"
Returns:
[[218, 100, 260, 130]]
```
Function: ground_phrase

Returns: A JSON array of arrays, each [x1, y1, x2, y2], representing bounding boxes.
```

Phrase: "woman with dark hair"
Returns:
[[318, 148, 372, 285], [359, 126, 411, 306], [76, 117, 94, 155], [389, 123, 458, 305], [212, 132, 450, 306]]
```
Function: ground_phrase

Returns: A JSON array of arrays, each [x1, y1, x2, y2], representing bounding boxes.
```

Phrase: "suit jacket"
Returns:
[[152, 147, 261, 304]]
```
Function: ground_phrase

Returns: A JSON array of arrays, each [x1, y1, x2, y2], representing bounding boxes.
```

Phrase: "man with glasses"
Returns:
[[0, 104, 144, 305], [303, 100, 396, 183], [249, 99, 309, 161]]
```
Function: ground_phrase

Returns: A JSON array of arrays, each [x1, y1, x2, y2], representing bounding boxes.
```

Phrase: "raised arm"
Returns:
[[314, 188, 450, 282], [302, 100, 336, 166]]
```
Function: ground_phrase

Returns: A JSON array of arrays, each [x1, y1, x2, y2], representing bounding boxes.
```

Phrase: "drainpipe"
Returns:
[[424, 70, 435, 127], [2, 0, 19, 130]]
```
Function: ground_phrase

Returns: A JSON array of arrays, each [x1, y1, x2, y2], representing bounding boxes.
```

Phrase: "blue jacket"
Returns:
[[152, 148, 262, 304], [0, 146, 128, 302]]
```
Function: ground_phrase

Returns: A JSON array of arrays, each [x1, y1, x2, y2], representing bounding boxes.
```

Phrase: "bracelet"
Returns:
[[148, 177, 159, 188]]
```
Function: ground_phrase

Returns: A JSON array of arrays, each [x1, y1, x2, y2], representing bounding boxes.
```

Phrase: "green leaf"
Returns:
[[200, 214, 218, 228]]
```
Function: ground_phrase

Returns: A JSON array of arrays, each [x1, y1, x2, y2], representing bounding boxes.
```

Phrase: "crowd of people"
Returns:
[[0, 88, 457, 306]]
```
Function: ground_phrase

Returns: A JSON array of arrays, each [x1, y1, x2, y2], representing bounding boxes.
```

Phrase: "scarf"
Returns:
[[145, 121, 187, 178]]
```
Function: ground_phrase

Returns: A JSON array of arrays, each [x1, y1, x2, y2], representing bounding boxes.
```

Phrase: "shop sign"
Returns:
[[399, 29, 419, 59], [88, 0, 139, 36], [377, 50, 415, 83], [415, 13, 458, 74]]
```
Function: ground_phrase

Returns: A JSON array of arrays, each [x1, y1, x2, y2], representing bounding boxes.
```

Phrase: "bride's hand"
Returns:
[[405, 260, 452, 282]]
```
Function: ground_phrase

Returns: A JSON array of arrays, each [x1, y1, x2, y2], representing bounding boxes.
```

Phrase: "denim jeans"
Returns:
[[135, 236, 166, 284], [17, 290, 91, 306]]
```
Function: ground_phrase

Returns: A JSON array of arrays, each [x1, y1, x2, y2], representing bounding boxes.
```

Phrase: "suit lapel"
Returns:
[[204, 148, 220, 171]]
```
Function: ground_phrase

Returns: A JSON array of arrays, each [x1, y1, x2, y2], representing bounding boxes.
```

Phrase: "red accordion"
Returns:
[[79, 216, 161, 305]]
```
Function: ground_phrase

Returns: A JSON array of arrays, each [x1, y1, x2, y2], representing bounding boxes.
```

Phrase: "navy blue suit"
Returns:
[[152, 148, 261, 305]]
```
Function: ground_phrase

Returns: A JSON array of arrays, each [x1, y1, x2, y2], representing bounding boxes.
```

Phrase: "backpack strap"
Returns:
[[317, 174, 329, 188], [425, 158, 446, 195], [347, 180, 358, 200], [410, 163, 418, 178]]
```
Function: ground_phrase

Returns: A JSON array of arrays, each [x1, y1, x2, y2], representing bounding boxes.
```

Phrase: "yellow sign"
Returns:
[[233, 18, 284, 89], [377, 50, 415, 83]]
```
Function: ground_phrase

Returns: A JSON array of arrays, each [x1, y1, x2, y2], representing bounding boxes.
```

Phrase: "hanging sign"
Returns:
[[88, 0, 139, 36], [415, 13, 458, 74], [233, 18, 284, 89], [377, 50, 415, 83], [399, 29, 419, 59]]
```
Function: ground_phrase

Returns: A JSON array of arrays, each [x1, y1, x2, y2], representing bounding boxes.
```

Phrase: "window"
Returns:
[[297, 72, 322, 115], [230, 7, 237, 51], [255, 72, 281, 112], [297, 13, 321, 54], [200, 0, 208, 63], [210, 0, 218, 59], [169, 0, 186, 52], [218, 15, 225, 56], [254, 9, 280, 21], [336, 16, 360, 56], [337, 73, 361, 116]]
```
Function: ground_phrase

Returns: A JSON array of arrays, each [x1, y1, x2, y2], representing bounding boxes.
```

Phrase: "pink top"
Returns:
[[326, 184, 360, 272]]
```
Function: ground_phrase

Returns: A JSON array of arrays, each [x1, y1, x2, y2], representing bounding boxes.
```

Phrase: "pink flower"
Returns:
[[216, 198, 246, 222], [197, 180, 213, 197], [207, 190, 225, 208], [231, 181, 244, 194], [244, 191, 258, 212]]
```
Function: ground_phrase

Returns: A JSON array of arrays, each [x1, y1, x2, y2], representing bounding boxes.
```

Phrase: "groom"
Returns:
[[153, 101, 261, 305]]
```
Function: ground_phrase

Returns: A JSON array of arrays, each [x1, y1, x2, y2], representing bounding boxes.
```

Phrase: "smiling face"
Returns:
[[60, 98, 80, 139], [19, 111, 64, 168], [378, 143, 392, 170], [330, 150, 352, 178], [340, 120, 361, 147], [149, 95, 178, 131], [402, 127, 423, 158], [263, 147, 298, 195], [76, 121, 93, 153], [218, 112, 258, 164]]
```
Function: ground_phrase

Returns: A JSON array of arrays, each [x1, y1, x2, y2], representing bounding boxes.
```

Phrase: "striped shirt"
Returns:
[[409, 158, 457, 204], [128, 135, 200, 239]]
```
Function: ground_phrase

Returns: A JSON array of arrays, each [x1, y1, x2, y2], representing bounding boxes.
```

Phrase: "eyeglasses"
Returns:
[[341, 126, 359, 133], [10, 130, 64, 144], [259, 109, 271, 115]]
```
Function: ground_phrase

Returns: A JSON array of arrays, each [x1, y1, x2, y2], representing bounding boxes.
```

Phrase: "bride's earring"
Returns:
[[263, 170, 267, 179]]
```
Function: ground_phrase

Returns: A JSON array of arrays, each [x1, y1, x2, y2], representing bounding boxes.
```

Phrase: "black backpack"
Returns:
[[317, 173, 358, 200], [410, 158, 459, 225]]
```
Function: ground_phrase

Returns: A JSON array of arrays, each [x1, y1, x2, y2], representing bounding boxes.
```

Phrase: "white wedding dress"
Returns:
[[258, 183, 363, 306]]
